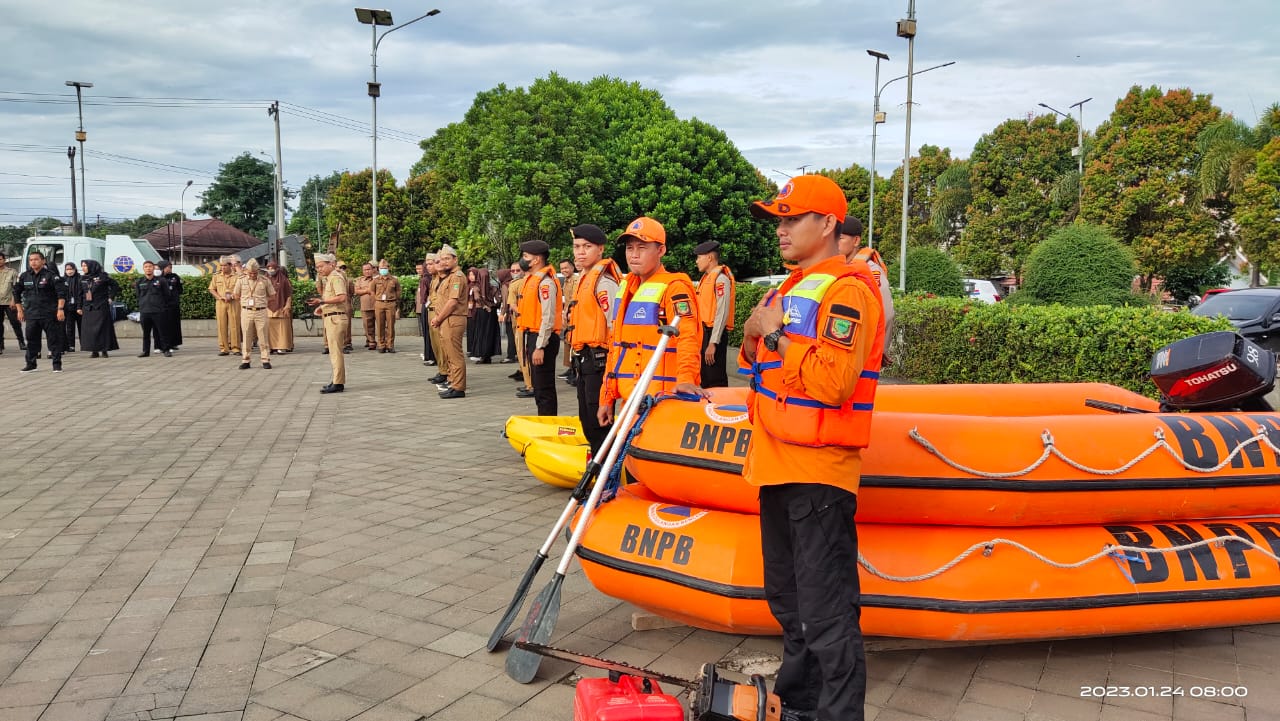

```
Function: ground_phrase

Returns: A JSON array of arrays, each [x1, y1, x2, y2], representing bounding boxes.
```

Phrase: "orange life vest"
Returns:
[[516, 265, 562, 333], [853, 247, 885, 285], [748, 261, 885, 449], [608, 271, 698, 400], [568, 259, 621, 350], [696, 265, 735, 330]]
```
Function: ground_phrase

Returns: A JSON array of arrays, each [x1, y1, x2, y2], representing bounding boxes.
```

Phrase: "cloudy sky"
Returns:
[[2, 0, 1277, 230]]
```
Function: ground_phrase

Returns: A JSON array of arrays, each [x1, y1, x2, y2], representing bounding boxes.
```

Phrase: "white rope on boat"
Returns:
[[908, 425, 1280, 478], [857, 535, 1280, 583]]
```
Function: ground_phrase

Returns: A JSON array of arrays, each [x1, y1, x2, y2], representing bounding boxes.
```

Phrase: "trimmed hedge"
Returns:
[[109, 273, 419, 319], [727, 282, 769, 348], [885, 295, 1233, 397]]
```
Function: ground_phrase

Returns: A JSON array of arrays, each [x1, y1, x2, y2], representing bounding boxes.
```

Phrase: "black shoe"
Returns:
[[438, 388, 465, 399], [780, 708, 817, 721], [343, 347, 352, 354], [90, 352, 99, 358], [319, 383, 344, 394], [427, 374, 446, 384], [218, 351, 230, 356], [52, 364, 62, 373], [323, 348, 330, 354], [66, 347, 75, 353], [516, 388, 535, 398], [19, 363, 36, 373], [478, 358, 491, 364], [387, 348, 395, 353], [566, 377, 578, 386], [17, 341, 26, 350], [239, 362, 251, 369], [508, 371, 523, 380], [102, 352, 108, 358], [138, 353, 150, 358], [163, 350, 173, 357], [557, 371, 569, 379], [500, 358, 515, 364], [380, 348, 388, 353], [262, 362, 272, 370]]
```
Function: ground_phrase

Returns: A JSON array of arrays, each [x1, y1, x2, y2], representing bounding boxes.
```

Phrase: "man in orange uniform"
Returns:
[[516, 240, 562, 415], [740, 175, 885, 721], [693, 240, 735, 388], [565, 224, 621, 456], [598, 216, 706, 428]]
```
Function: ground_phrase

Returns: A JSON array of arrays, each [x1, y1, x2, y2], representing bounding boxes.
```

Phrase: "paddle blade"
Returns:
[[505, 575, 564, 683], [486, 553, 546, 652]]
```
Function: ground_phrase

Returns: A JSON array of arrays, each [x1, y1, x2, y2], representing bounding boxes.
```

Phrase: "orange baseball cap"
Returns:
[[750, 174, 848, 222], [618, 216, 666, 244]]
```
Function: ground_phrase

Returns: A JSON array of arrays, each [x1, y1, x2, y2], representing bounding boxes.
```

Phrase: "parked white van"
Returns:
[[963, 278, 1002, 303]]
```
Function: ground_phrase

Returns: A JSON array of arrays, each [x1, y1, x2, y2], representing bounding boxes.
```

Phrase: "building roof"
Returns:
[[141, 219, 260, 254]]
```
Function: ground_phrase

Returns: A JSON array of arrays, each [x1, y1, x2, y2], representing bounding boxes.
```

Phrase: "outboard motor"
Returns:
[[1151, 331, 1276, 412]]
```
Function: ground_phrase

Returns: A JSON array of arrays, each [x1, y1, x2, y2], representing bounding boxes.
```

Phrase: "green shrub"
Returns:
[[1022, 224, 1136, 306], [727, 282, 769, 348], [886, 247, 965, 297], [885, 295, 1233, 397]]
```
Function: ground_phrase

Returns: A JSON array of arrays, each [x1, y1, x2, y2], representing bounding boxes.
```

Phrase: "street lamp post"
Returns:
[[866, 49, 889, 249], [897, 1, 917, 292], [65, 80, 92, 237], [180, 180, 193, 266], [355, 7, 440, 264], [1039, 97, 1092, 203], [68, 147, 78, 232]]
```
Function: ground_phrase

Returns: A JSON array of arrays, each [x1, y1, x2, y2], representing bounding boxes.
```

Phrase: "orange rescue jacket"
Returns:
[[568, 259, 621, 350], [696, 265, 735, 330], [601, 270, 702, 405], [516, 265, 562, 333]]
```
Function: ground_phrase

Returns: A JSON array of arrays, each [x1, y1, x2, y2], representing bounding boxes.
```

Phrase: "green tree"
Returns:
[[1080, 86, 1222, 286], [886, 246, 964, 297], [325, 169, 422, 272], [816, 164, 873, 236], [93, 212, 180, 240], [1235, 138, 1280, 280], [1021, 224, 1137, 306], [954, 116, 1077, 279], [286, 172, 343, 244], [196, 152, 294, 240], [930, 160, 971, 250], [611, 118, 777, 277], [874, 144, 957, 268]]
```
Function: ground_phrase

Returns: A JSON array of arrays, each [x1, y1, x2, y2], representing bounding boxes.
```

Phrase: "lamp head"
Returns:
[[354, 7, 394, 25], [867, 49, 890, 61]]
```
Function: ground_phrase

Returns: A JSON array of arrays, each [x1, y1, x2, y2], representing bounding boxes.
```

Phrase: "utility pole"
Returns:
[[65, 80, 92, 236], [67, 147, 78, 232], [269, 101, 286, 267], [896, 1, 917, 292]]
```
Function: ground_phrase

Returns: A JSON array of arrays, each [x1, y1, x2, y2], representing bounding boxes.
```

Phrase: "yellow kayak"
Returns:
[[524, 436, 591, 489], [503, 415, 585, 455]]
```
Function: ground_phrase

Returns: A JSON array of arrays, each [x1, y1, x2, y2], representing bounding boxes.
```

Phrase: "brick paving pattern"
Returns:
[[0, 336, 1276, 721]]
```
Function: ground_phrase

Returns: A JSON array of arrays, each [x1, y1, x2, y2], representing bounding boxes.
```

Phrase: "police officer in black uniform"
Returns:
[[13, 250, 67, 373], [159, 260, 184, 351], [136, 261, 172, 357]]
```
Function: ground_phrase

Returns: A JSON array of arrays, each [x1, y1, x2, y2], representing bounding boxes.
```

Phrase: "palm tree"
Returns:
[[1194, 103, 1280, 200]]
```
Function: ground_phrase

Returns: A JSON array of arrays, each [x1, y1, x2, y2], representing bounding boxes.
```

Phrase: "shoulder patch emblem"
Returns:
[[674, 299, 692, 318], [822, 315, 858, 347], [596, 291, 610, 313], [540, 284, 551, 300], [715, 284, 725, 298]]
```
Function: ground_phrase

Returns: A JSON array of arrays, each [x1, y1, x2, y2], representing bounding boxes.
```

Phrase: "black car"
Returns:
[[1191, 288, 1280, 352]]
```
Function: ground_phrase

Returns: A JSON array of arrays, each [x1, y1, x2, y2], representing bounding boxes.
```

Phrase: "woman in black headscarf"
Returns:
[[62, 263, 83, 352], [78, 260, 120, 358], [470, 267, 502, 363]]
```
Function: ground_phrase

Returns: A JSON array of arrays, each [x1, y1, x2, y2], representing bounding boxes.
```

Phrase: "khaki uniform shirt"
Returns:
[[370, 274, 401, 306], [321, 271, 348, 310], [441, 269, 467, 317], [0, 267, 17, 305], [234, 274, 275, 310], [354, 276, 376, 312], [209, 272, 239, 303]]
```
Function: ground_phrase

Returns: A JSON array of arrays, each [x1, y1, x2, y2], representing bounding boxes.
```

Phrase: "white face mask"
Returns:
[[379, 268, 389, 276], [267, 268, 277, 275], [152, 268, 163, 277]]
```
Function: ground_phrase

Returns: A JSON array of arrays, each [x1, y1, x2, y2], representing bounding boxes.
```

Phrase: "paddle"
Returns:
[[504, 320, 681, 683], [485, 372, 650, 653]]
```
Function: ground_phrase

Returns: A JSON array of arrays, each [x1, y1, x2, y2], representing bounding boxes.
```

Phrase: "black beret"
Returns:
[[158, 260, 172, 269], [693, 240, 721, 255], [519, 240, 551, 255], [839, 217, 864, 237], [571, 224, 607, 246]]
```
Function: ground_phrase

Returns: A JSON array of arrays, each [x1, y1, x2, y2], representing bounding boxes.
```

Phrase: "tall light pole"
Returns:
[[355, 7, 440, 264], [65, 80, 92, 237], [866, 50, 889, 249], [1039, 97, 1091, 204], [180, 180, 193, 265], [68, 147, 79, 232], [896, 2, 916, 292]]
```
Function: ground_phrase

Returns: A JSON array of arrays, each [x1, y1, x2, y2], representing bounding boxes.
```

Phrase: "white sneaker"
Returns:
[[420, 353, 425, 360]]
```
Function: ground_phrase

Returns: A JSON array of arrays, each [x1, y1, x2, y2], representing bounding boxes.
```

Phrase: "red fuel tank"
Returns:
[[574, 674, 684, 721]]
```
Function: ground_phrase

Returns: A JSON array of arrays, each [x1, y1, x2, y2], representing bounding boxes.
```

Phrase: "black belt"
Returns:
[[321, 311, 345, 318]]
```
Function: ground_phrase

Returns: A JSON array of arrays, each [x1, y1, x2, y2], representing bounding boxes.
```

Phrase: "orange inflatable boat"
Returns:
[[622, 385, 1280, 525], [575, 484, 1280, 640]]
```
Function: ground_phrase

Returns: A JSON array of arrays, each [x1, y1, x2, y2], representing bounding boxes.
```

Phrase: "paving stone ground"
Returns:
[[0, 334, 1277, 721]]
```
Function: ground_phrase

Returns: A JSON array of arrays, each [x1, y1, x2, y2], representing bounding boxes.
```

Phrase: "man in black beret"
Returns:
[[515, 239, 562, 414], [693, 240, 735, 387]]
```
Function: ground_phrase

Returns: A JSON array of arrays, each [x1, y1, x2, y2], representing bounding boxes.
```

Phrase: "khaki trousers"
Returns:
[[442, 315, 467, 391], [324, 314, 348, 384], [429, 316, 448, 376], [240, 308, 270, 362], [515, 326, 533, 391], [215, 300, 241, 353], [361, 309, 376, 348], [343, 307, 353, 348], [375, 303, 397, 349]]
